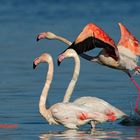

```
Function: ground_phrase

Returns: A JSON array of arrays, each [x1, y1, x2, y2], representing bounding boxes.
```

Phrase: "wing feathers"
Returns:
[[67, 23, 119, 60], [118, 23, 140, 56]]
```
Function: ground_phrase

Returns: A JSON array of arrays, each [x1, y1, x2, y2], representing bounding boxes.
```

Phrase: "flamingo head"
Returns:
[[57, 49, 77, 66], [36, 32, 57, 41], [33, 53, 52, 69]]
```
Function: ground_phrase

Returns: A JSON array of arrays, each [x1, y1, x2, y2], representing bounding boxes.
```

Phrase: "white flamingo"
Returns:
[[36, 23, 140, 115], [58, 48, 126, 124], [33, 50, 126, 129]]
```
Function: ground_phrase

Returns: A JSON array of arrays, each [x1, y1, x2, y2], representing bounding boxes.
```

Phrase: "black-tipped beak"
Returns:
[[33, 62, 37, 69], [57, 54, 65, 66], [36, 36, 39, 42], [57, 59, 61, 66]]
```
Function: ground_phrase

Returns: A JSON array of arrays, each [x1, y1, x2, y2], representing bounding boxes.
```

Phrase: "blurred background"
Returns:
[[0, 0, 140, 139]]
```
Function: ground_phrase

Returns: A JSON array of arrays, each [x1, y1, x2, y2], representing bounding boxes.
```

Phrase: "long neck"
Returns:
[[39, 58, 54, 119], [55, 35, 72, 46], [63, 54, 80, 103]]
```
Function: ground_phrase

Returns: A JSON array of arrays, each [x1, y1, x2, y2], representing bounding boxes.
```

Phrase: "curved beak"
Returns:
[[57, 59, 61, 66], [57, 54, 65, 66], [36, 32, 46, 42], [36, 34, 42, 42], [36, 35, 40, 42], [33, 57, 40, 69], [33, 62, 37, 69]]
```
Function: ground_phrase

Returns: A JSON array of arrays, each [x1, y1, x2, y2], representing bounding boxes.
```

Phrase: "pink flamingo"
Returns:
[[33, 50, 126, 129], [36, 23, 140, 115]]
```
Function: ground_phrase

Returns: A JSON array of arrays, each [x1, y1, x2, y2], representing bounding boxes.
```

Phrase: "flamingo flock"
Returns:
[[34, 22, 140, 129], [33, 50, 126, 129]]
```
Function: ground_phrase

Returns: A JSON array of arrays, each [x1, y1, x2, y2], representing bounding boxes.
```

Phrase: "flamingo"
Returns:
[[33, 50, 126, 129], [36, 23, 140, 115], [57, 48, 126, 122]]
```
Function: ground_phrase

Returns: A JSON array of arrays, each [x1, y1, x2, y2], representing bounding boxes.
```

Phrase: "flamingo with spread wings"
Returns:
[[33, 50, 126, 129], [36, 23, 140, 115]]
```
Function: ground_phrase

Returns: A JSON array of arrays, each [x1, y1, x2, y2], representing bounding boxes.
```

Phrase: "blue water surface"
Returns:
[[0, 0, 140, 139]]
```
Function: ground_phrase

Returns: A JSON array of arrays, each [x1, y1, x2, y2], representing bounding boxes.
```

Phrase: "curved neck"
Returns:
[[39, 58, 54, 119], [63, 53, 80, 103], [55, 35, 72, 46]]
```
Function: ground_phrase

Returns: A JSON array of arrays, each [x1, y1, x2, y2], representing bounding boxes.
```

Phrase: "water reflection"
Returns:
[[39, 129, 122, 140], [39, 114, 140, 140]]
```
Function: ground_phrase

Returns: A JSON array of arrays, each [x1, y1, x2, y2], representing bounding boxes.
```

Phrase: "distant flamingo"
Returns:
[[33, 51, 126, 129], [36, 23, 140, 115]]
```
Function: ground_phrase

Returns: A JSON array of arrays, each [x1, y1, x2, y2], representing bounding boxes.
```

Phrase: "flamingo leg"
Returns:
[[127, 72, 140, 114], [90, 121, 96, 131], [135, 94, 140, 115]]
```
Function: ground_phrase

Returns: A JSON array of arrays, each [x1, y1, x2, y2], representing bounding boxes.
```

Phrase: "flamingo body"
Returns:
[[73, 96, 125, 118], [49, 103, 107, 129], [68, 23, 140, 74], [57, 49, 126, 126]]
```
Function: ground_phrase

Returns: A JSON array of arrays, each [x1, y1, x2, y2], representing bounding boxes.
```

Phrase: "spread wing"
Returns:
[[118, 23, 140, 56], [66, 23, 119, 60]]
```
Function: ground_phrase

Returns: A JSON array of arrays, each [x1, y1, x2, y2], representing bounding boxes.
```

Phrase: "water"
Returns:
[[0, 0, 140, 139]]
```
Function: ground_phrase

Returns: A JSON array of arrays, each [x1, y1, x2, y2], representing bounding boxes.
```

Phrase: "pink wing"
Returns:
[[67, 23, 119, 60], [75, 23, 116, 47], [78, 111, 117, 122], [118, 23, 140, 56]]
